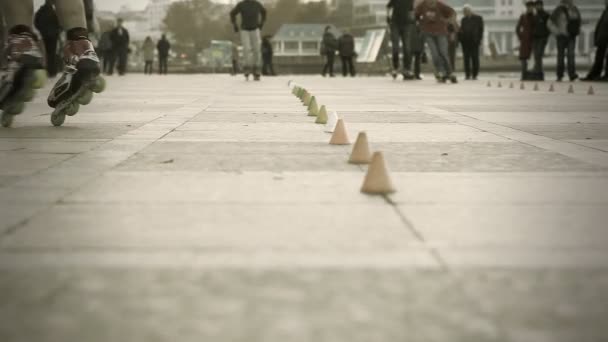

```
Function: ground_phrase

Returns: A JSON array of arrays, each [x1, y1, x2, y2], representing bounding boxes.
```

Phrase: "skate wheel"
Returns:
[[51, 110, 66, 127], [66, 103, 80, 116], [22, 88, 35, 102], [91, 77, 106, 93], [31, 69, 47, 89], [1, 113, 14, 128], [5, 102, 24, 115], [78, 90, 93, 105]]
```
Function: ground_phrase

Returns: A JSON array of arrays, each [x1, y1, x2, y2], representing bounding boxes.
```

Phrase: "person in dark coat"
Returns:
[[261, 35, 275, 76], [582, 0, 608, 81], [531, 0, 550, 80], [98, 30, 113, 75], [34, 0, 62, 77], [516, 1, 535, 80], [109, 18, 130, 75], [459, 4, 484, 80], [321, 26, 338, 77], [338, 31, 356, 77], [548, 0, 581, 81], [157, 34, 171, 75]]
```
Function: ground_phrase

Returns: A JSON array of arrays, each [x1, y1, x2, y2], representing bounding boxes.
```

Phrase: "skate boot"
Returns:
[[48, 32, 105, 127], [391, 69, 398, 80], [244, 73, 250, 81], [448, 74, 458, 84], [435, 73, 446, 83], [253, 73, 261, 81], [0, 27, 46, 128], [402, 70, 414, 81]]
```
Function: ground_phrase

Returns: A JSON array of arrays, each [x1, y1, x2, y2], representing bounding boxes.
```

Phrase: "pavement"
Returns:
[[1, 73, 608, 342]]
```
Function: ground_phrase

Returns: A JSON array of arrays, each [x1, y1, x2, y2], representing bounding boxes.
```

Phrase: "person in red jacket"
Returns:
[[516, 1, 536, 80], [415, 0, 458, 83]]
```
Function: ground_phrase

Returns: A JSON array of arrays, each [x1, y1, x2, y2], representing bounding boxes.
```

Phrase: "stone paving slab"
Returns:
[[1, 74, 608, 341]]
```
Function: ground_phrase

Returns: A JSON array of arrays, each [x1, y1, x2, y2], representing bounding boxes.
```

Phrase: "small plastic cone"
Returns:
[[498, 81, 502, 88], [304, 92, 313, 106], [549, 83, 555, 92], [487, 81, 491, 87], [308, 97, 319, 116], [568, 85, 574, 93], [315, 106, 328, 124], [520, 83, 525, 90], [509, 82, 514, 88], [588, 86, 594, 95], [329, 119, 350, 145], [324, 111, 339, 133], [361, 152, 395, 195], [534, 83, 539, 91], [349, 132, 372, 164]]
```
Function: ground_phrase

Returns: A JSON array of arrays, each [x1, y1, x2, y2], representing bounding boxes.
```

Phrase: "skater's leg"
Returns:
[[341, 56, 347, 77], [117, 50, 127, 75], [0, 0, 33, 29], [425, 34, 444, 76], [436, 34, 452, 76], [472, 45, 480, 79], [390, 24, 401, 72], [328, 53, 334, 76], [240, 30, 252, 75], [414, 53, 421, 78], [401, 24, 412, 73], [250, 29, 262, 76], [556, 37, 566, 80], [462, 45, 471, 79], [567, 37, 577, 80], [43, 36, 59, 77]]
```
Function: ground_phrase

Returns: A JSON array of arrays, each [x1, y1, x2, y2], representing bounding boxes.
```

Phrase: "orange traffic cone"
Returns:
[[361, 152, 395, 195], [349, 132, 372, 164], [329, 119, 350, 145]]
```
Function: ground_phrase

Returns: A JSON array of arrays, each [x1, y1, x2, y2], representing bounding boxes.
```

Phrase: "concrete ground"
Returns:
[[1, 73, 607, 342]]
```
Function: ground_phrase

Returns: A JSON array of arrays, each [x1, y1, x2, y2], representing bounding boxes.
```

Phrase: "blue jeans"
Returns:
[[425, 33, 452, 76]]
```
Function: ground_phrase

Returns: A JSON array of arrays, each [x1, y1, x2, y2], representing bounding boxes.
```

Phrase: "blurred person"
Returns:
[[142, 36, 154, 75], [387, 0, 415, 79], [447, 22, 457, 70], [516, 1, 535, 80], [582, 0, 608, 81], [338, 30, 356, 77], [157, 34, 170, 75], [98, 29, 112, 74], [0, 0, 105, 127], [34, 0, 61, 77], [548, 0, 581, 81], [109, 18, 129, 76], [261, 35, 275, 75], [459, 4, 484, 80], [531, 0, 550, 80], [230, 0, 266, 81], [321, 26, 338, 77], [415, 0, 458, 83]]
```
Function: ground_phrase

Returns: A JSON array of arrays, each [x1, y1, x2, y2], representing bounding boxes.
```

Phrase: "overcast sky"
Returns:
[[33, 0, 181, 12]]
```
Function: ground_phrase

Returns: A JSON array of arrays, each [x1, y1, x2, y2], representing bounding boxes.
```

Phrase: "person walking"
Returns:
[[582, 0, 608, 81], [516, 1, 535, 80], [0, 0, 105, 127], [531, 0, 550, 80], [157, 34, 170, 75], [142, 36, 154, 75], [34, 0, 62, 77], [338, 31, 356, 77], [387, 0, 415, 79], [230, 0, 266, 81], [321, 26, 338, 77], [261, 35, 275, 76], [109, 18, 130, 76], [548, 0, 581, 81], [98, 30, 113, 75], [459, 4, 484, 80], [447, 22, 457, 71], [415, 0, 458, 83]]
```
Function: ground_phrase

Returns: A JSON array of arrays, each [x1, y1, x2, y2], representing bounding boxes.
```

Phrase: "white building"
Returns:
[[145, 0, 171, 31]]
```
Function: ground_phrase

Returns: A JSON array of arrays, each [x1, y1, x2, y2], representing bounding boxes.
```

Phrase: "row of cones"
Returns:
[[290, 82, 395, 195], [486, 80, 595, 95]]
